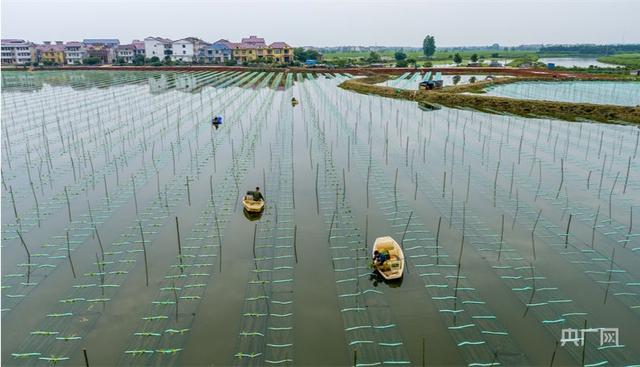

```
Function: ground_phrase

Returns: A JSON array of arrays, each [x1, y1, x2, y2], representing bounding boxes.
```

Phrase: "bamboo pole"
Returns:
[[175, 216, 183, 273], [293, 224, 298, 263], [565, 214, 573, 248], [139, 222, 149, 287], [66, 231, 76, 279], [64, 186, 72, 222]]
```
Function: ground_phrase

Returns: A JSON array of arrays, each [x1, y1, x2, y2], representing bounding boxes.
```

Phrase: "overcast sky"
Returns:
[[2, 0, 638, 47]]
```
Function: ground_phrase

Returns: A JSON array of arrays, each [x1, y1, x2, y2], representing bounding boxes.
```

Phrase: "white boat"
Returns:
[[372, 236, 405, 280]]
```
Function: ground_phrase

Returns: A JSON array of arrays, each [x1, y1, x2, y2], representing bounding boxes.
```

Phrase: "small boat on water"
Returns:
[[291, 98, 299, 106], [242, 195, 265, 213], [372, 236, 404, 280]]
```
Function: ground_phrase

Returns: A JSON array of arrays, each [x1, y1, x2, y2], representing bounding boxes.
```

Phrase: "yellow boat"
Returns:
[[242, 196, 265, 213], [372, 236, 405, 280]]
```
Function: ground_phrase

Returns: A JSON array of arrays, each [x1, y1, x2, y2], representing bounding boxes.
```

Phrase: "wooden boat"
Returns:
[[242, 195, 265, 213], [372, 236, 404, 280]]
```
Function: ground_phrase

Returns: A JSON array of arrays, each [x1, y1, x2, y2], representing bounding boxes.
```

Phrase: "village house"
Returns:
[[115, 44, 135, 63], [64, 41, 85, 65], [144, 37, 173, 60], [37, 41, 66, 64], [86, 44, 114, 64], [199, 39, 233, 63], [132, 40, 145, 57], [1, 39, 35, 65], [231, 36, 293, 64], [170, 37, 208, 62]]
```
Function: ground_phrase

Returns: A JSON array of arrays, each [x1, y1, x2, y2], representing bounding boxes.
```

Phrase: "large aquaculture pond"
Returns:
[[1, 70, 639, 366], [484, 81, 640, 107]]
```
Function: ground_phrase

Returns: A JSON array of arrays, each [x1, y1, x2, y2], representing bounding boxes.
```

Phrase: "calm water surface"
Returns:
[[2, 71, 639, 366]]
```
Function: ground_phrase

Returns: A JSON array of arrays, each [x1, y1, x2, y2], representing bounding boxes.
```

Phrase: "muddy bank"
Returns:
[[340, 75, 640, 124]]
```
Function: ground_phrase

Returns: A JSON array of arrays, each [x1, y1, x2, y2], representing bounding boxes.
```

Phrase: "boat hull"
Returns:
[[243, 199, 265, 213]]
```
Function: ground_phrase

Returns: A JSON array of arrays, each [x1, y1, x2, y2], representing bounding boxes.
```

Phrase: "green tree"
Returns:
[[406, 58, 417, 67], [452, 75, 461, 85], [453, 53, 463, 65], [294, 47, 307, 62], [396, 59, 408, 67], [469, 76, 477, 83], [367, 51, 381, 64], [149, 56, 160, 63], [470, 54, 479, 62], [294, 47, 321, 62], [422, 35, 436, 58], [133, 54, 146, 66], [394, 50, 407, 61], [82, 56, 101, 65], [334, 59, 348, 67], [224, 58, 237, 66]]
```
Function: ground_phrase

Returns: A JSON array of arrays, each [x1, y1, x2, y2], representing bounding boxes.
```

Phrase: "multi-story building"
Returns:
[[171, 37, 208, 63], [231, 36, 263, 62], [83, 39, 120, 48], [37, 41, 66, 64], [131, 40, 145, 57], [231, 42, 256, 63], [231, 36, 293, 64], [64, 41, 85, 65], [1, 39, 35, 65], [266, 42, 292, 63], [115, 44, 135, 63], [199, 39, 232, 63], [144, 37, 173, 60], [213, 39, 233, 63], [171, 38, 195, 62], [86, 44, 114, 64]]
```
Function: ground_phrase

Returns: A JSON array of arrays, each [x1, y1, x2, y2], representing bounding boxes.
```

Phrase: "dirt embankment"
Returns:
[[339, 75, 640, 125]]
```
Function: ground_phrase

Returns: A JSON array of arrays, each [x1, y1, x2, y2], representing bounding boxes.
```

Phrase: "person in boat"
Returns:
[[212, 116, 219, 125], [291, 97, 298, 104], [252, 187, 264, 202], [373, 250, 389, 266]]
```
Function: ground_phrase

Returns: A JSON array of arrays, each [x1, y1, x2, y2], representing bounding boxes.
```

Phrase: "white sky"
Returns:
[[2, 0, 638, 47]]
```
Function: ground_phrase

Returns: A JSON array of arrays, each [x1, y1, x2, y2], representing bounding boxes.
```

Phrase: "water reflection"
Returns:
[[1, 70, 298, 95], [243, 209, 263, 221], [369, 271, 404, 288]]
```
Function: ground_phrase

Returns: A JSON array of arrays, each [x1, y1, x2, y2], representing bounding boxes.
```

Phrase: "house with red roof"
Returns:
[[36, 41, 66, 64], [230, 36, 292, 64], [144, 36, 173, 60], [64, 41, 86, 65], [1, 39, 36, 65]]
